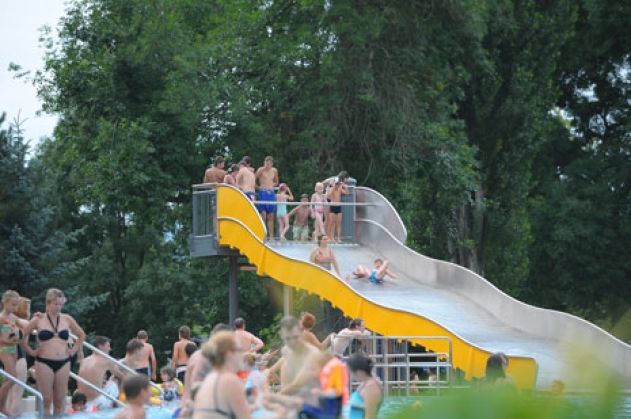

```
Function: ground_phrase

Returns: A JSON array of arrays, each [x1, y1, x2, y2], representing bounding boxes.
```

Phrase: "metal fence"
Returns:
[[340, 335, 453, 396]]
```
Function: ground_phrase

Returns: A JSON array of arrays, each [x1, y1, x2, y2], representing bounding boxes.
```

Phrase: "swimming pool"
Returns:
[[17, 396, 631, 418]]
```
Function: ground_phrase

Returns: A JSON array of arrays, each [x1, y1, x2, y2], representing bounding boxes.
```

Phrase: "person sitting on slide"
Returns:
[[347, 259, 398, 284]]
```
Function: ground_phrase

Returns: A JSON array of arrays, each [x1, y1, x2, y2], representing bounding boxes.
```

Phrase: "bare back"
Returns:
[[203, 167, 226, 184], [77, 355, 111, 400], [172, 339, 192, 367], [182, 350, 211, 403], [236, 167, 256, 193]]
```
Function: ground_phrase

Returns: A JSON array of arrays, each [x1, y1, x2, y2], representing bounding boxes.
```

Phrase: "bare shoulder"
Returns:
[[364, 379, 382, 398], [62, 313, 78, 326]]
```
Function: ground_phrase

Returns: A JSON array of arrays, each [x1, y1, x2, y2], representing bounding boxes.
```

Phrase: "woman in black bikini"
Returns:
[[192, 331, 250, 419], [21, 288, 85, 415]]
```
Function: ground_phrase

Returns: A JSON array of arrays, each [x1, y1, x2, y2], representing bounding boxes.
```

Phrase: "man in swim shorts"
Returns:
[[326, 177, 349, 242], [171, 326, 193, 382], [347, 259, 398, 284], [288, 194, 311, 241], [255, 156, 279, 239], [236, 160, 256, 200]]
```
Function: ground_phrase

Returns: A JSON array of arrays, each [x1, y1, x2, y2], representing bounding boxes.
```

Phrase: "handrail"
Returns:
[[0, 368, 44, 419], [69, 372, 127, 408], [72, 334, 162, 394]]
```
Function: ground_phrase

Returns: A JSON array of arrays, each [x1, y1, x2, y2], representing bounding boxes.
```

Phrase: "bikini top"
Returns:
[[315, 248, 333, 263], [38, 314, 70, 341]]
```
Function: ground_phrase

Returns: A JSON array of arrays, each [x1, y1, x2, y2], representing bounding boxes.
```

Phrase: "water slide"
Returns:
[[213, 184, 631, 390]]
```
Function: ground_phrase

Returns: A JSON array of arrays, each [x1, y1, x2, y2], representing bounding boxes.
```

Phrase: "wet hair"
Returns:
[[201, 331, 238, 367], [485, 353, 506, 383], [179, 326, 191, 339], [160, 366, 176, 380], [348, 353, 373, 375], [71, 391, 87, 406], [15, 297, 31, 319], [243, 156, 252, 166], [233, 317, 245, 330], [239, 160, 247, 166], [317, 235, 328, 246], [137, 330, 148, 339], [122, 374, 149, 400], [211, 323, 231, 335], [126, 339, 145, 355], [300, 312, 316, 330], [214, 156, 225, 166], [243, 353, 257, 368], [45, 288, 65, 303], [185, 342, 198, 357], [94, 336, 111, 349], [349, 318, 363, 330], [280, 316, 300, 332], [228, 164, 239, 174]]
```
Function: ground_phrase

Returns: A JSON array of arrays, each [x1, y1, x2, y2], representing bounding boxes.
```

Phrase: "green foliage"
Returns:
[[389, 390, 624, 419], [1, 0, 624, 355], [0, 114, 85, 306]]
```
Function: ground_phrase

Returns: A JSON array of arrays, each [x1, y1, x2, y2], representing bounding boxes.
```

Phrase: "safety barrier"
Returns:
[[340, 335, 453, 396], [0, 368, 44, 419]]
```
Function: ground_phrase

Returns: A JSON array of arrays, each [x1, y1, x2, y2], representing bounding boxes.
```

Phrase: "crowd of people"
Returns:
[[204, 155, 399, 287], [203, 155, 350, 243], [0, 287, 388, 418]]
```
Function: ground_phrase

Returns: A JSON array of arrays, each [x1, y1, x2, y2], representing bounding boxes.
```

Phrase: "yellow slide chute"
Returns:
[[215, 185, 537, 389]]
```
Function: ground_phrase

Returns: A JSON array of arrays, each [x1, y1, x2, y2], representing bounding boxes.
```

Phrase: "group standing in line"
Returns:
[[203, 155, 350, 243]]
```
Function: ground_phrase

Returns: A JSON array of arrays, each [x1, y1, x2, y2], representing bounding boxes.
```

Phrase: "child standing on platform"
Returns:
[[311, 182, 327, 242], [288, 194, 311, 241], [276, 183, 294, 240]]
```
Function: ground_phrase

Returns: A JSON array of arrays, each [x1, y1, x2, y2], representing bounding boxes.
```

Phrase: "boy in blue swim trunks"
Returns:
[[255, 156, 279, 239], [346, 259, 398, 284]]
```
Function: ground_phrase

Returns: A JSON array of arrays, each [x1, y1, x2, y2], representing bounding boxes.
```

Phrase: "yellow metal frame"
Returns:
[[216, 185, 538, 389]]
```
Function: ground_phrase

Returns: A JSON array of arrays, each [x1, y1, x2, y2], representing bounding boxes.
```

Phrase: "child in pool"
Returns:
[[115, 375, 150, 419], [276, 183, 294, 240], [159, 366, 182, 404]]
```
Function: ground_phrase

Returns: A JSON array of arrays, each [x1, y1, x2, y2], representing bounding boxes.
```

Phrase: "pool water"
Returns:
[[17, 396, 631, 418]]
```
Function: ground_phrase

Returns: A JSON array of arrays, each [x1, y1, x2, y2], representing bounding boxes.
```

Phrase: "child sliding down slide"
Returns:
[[347, 259, 398, 284]]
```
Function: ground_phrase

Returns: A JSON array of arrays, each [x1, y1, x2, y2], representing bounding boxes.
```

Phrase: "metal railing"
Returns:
[[191, 181, 362, 242], [0, 368, 44, 419], [73, 334, 163, 394], [69, 372, 126, 408], [339, 335, 453, 397]]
